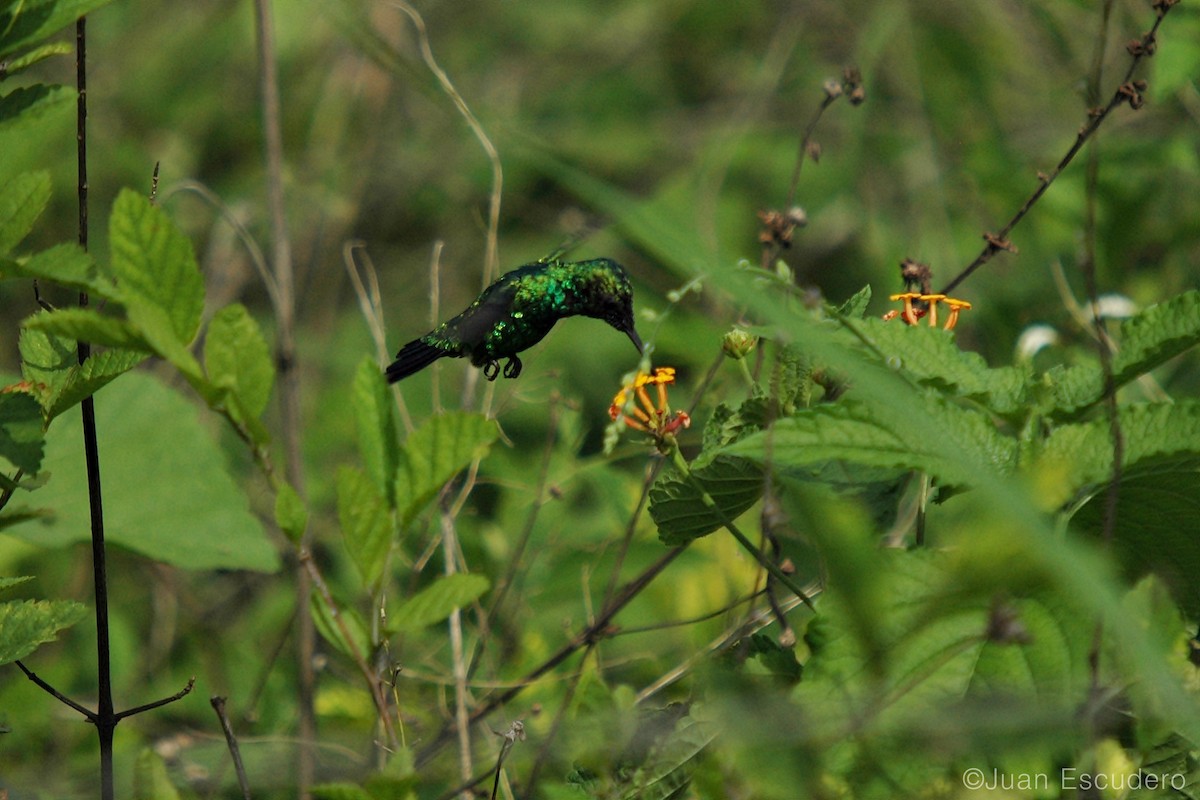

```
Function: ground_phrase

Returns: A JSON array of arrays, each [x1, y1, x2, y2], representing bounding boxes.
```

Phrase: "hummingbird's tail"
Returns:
[[385, 338, 446, 383]]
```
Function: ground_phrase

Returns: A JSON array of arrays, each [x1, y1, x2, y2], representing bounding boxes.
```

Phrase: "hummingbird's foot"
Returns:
[[482, 360, 501, 381], [503, 357, 522, 379]]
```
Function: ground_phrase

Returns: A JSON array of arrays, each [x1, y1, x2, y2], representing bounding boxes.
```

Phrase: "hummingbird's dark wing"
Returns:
[[385, 274, 524, 383], [438, 275, 522, 351]]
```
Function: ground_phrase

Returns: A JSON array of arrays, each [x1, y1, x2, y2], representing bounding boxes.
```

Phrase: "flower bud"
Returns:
[[722, 327, 757, 360]]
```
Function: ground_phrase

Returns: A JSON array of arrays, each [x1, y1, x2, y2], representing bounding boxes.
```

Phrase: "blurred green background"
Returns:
[[2, 0, 1199, 796]]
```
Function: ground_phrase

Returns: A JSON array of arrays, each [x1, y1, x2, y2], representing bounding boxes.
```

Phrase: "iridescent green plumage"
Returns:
[[386, 258, 642, 382]]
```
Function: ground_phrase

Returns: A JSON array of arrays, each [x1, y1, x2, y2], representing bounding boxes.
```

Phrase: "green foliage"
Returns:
[[4, 0, 1200, 797], [395, 410, 499, 525], [205, 303, 275, 424], [5, 371, 279, 571], [0, 576, 86, 665], [0, 171, 50, 255], [336, 465, 392, 587], [131, 748, 182, 800], [386, 573, 489, 634]]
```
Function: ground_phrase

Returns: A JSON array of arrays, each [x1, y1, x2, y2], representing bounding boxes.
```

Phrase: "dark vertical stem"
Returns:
[[76, 16, 116, 800], [1081, 1, 1123, 551]]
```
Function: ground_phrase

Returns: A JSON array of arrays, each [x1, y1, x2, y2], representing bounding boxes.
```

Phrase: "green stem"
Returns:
[[669, 446, 816, 611]]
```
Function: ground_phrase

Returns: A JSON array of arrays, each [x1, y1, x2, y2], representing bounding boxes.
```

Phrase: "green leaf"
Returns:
[[1, 242, 120, 299], [108, 188, 204, 345], [310, 590, 371, 659], [723, 397, 1017, 490], [387, 573, 490, 634], [204, 304, 274, 420], [132, 748, 182, 800], [46, 348, 147, 421], [1037, 401, 1200, 507], [1050, 290, 1200, 415], [24, 307, 149, 350], [0, 41, 72, 76], [20, 324, 146, 419], [862, 319, 1032, 416], [352, 357, 401, 506], [1072, 473, 1200, 617], [336, 466, 394, 587], [397, 412, 499, 525], [649, 455, 764, 545], [0, 577, 34, 593], [0, 597, 87, 665], [0, 171, 50, 255], [836, 284, 872, 319], [0, 0, 117, 61], [4, 371, 279, 572], [0, 390, 44, 474], [274, 481, 308, 543], [0, 85, 74, 136]]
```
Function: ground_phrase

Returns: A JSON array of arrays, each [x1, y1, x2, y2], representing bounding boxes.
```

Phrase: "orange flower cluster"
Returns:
[[883, 293, 972, 330], [609, 367, 691, 439]]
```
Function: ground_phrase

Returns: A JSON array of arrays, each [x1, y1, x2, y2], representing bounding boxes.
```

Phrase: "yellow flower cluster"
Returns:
[[883, 293, 972, 330], [608, 367, 691, 439]]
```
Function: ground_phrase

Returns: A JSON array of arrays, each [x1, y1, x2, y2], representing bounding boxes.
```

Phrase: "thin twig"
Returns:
[[14, 660, 96, 719], [159, 181, 278, 310], [416, 546, 687, 768], [437, 499, 475, 794], [343, 240, 415, 433], [211, 696, 253, 800], [115, 678, 196, 720], [299, 551, 398, 749], [392, 0, 503, 411], [251, 0, 313, 793], [466, 397, 561, 681], [940, 4, 1174, 295]]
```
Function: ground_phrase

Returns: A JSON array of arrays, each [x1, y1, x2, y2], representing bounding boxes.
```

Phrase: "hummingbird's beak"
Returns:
[[626, 325, 644, 354]]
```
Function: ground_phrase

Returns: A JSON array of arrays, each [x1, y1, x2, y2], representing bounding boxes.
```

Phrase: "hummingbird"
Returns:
[[386, 257, 643, 383]]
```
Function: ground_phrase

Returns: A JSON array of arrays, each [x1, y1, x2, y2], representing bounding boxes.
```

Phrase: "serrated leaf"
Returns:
[[0, 41, 72, 75], [0, 598, 87, 665], [24, 307, 149, 350], [20, 325, 147, 419], [274, 481, 308, 543], [649, 455, 764, 545], [1050, 290, 1200, 416], [0, 85, 74, 136], [836, 284, 872, 319], [132, 748, 182, 800], [1072, 473, 1200, 617], [4, 371, 279, 572], [387, 573, 489, 634], [862, 319, 1032, 416], [621, 713, 716, 800], [0, 0, 117, 61], [109, 188, 204, 345], [204, 304, 274, 420], [46, 348, 146, 420], [336, 466, 393, 587], [1037, 402, 1200, 507], [0, 390, 44, 473], [310, 590, 371, 659], [352, 357, 400, 505], [397, 412, 498, 525], [0, 171, 50, 255], [0, 577, 34, 593], [2, 242, 120, 299], [722, 396, 1017, 491]]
